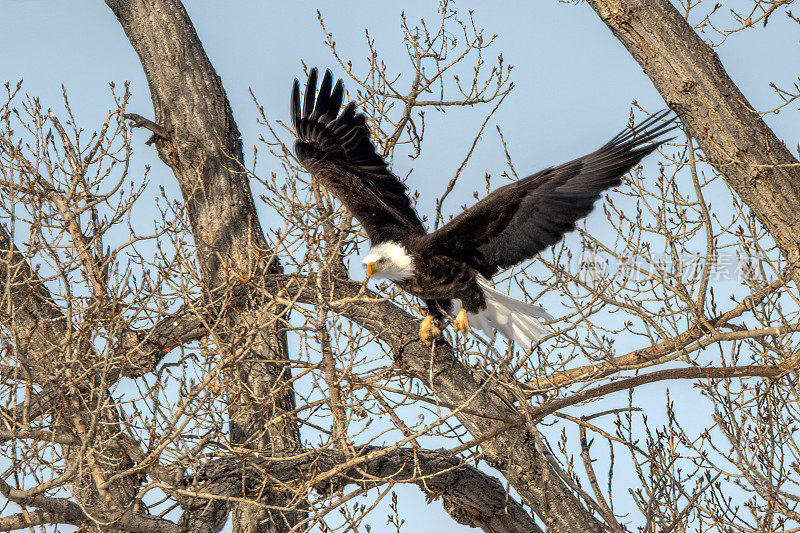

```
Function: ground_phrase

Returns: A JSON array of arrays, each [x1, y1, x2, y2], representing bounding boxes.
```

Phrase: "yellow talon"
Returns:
[[453, 308, 471, 335], [419, 315, 441, 345]]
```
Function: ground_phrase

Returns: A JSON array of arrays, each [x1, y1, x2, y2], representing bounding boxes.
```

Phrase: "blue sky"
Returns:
[[2, 1, 799, 531]]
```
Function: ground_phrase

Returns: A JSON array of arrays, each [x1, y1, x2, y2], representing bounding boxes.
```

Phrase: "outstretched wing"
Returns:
[[291, 68, 425, 243], [424, 110, 678, 277]]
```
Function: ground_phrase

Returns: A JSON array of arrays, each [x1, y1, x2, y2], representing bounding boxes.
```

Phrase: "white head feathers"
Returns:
[[362, 241, 415, 281]]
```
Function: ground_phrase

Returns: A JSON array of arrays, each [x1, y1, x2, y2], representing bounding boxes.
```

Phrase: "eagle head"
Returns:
[[362, 241, 415, 281]]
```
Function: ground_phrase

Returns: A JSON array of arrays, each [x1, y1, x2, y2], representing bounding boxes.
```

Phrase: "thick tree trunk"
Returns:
[[584, 0, 800, 283], [104, 1, 303, 530]]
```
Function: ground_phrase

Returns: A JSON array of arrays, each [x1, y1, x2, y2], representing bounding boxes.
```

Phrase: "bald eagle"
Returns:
[[291, 68, 676, 345]]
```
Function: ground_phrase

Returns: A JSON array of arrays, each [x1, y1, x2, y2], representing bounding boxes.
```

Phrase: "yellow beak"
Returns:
[[365, 261, 376, 278]]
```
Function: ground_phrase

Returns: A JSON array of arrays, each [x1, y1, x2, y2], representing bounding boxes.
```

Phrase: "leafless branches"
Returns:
[[1, 0, 799, 531]]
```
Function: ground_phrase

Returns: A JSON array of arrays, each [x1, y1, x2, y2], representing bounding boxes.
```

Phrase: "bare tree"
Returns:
[[0, 1, 798, 532]]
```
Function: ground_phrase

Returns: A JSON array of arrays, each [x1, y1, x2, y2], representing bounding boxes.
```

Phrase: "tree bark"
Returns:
[[583, 0, 800, 282], [103, 1, 303, 530], [196, 447, 543, 533], [0, 492, 181, 533]]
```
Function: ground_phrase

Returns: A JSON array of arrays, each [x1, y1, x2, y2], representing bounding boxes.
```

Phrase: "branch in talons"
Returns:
[[123, 112, 172, 145]]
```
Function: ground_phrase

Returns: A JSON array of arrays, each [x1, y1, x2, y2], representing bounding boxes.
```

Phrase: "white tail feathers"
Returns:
[[454, 277, 552, 346]]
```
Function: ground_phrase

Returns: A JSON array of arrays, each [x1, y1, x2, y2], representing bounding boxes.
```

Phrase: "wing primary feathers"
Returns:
[[303, 68, 318, 119], [290, 79, 301, 132], [607, 109, 677, 147], [313, 69, 333, 119], [325, 79, 344, 122], [291, 68, 426, 242], [424, 110, 680, 276]]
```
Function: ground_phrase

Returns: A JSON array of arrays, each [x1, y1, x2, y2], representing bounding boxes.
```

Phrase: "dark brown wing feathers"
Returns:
[[424, 110, 678, 276], [292, 69, 425, 242], [291, 68, 676, 276]]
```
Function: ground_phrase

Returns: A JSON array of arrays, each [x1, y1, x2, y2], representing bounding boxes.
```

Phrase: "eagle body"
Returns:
[[366, 241, 473, 296], [291, 68, 676, 345], [366, 239, 487, 312]]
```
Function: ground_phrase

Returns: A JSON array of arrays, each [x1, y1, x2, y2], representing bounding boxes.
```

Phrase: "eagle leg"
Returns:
[[453, 308, 471, 335], [419, 315, 442, 345]]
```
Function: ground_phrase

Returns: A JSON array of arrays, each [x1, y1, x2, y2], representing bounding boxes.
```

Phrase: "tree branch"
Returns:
[[194, 446, 542, 533], [260, 272, 604, 532], [0, 492, 181, 533], [525, 277, 787, 392]]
